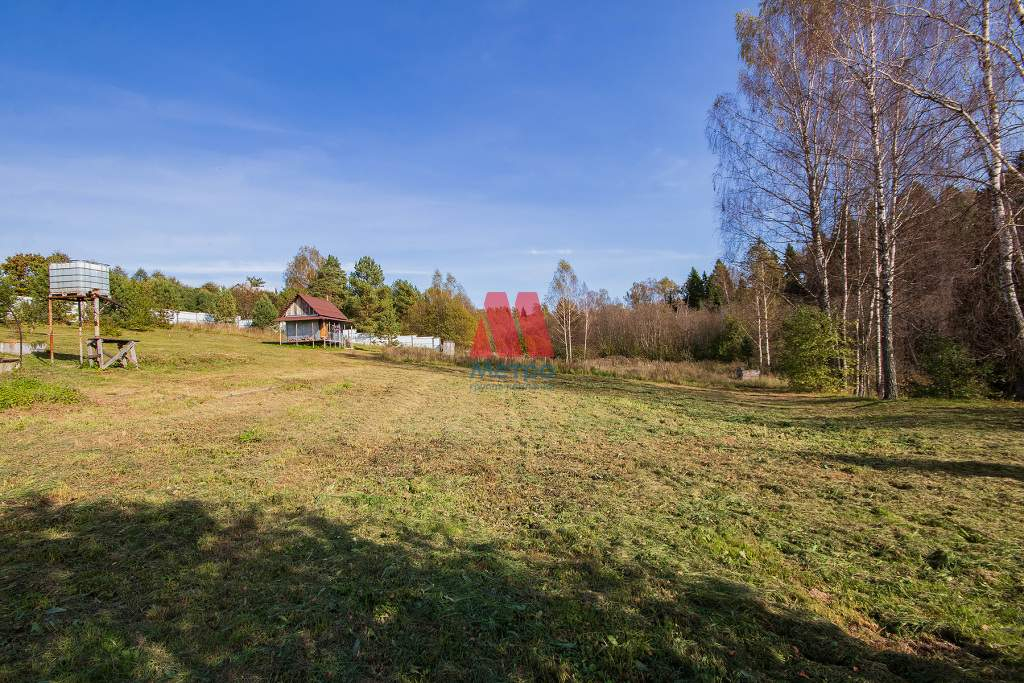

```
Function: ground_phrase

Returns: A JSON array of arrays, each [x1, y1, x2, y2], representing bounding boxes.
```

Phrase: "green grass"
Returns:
[[0, 324, 1022, 681], [0, 376, 82, 410]]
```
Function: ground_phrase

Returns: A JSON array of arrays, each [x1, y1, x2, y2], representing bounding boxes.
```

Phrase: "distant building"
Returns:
[[275, 293, 351, 346]]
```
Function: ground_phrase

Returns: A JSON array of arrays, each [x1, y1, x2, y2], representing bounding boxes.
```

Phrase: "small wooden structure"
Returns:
[[276, 293, 352, 347], [735, 367, 762, 380], [45, 260, 138, 369], [48, 290, 106, 367], [87, 338, 139, 369]]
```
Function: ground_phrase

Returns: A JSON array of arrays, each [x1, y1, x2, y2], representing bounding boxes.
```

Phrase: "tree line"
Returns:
[[278, 245, 477, 344], [704, 0, 1024, 399], [0, 247, 479, 346]]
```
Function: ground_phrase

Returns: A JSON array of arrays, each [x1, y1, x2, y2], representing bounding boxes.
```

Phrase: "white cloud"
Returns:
[[138, 261, 284, 275], [526, 248, 574, 256]]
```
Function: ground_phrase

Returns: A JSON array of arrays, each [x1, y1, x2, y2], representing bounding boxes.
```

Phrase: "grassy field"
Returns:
[[1, 325, 1022, 681]]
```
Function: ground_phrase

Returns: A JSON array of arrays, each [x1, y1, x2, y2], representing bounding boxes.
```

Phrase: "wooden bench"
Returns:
[[87, 338, 139, 370]]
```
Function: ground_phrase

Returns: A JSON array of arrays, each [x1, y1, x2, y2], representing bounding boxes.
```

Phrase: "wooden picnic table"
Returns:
[[87, 337, 140, 370]]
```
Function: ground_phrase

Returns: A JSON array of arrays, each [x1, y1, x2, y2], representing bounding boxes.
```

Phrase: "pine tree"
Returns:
[[347, 256, 386, 319], [391, 279, 421, 325], [309, 254, 347, 305], [684, 268, 706, 309], [370, 297, 402, 343], [251, 294, 278, 329]]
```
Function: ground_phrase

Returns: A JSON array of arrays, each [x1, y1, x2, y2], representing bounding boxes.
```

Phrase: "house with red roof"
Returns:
[[275, 292, 352, 346]]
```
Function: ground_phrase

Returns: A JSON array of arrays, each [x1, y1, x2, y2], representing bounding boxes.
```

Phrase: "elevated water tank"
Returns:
[[48, 261, 110, 297]]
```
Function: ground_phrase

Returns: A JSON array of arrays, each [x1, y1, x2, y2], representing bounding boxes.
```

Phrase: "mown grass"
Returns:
[[0, 324, 1022, 681]]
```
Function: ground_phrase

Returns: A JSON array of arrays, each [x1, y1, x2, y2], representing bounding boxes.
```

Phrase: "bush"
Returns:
[[777, 307, 847, 392], [912, 334, 987, 398], [699, 315, 753, 362]]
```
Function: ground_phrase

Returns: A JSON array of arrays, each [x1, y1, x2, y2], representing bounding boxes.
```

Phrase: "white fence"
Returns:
[[164, 311, 452, 353], [346, 331, 453, 354], [162, 310, 252, 328], [347, 331, 442, 349]]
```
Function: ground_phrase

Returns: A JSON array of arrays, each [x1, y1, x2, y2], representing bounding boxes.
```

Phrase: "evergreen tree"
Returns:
[[370, 296, 402, 342], [707, 259, 734, 307], [251, 294, 278, 329], [309, 254, 347, 305], [347, 256, 386, 319], [391, 279, 421, 325], [778, 307, 848, 392], [350, 256, 385, 289], [684, 268, 706, 309], [782, 244, 806, 299]]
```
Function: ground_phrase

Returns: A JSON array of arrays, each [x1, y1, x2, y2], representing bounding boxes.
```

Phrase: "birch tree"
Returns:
[[546, 260, 580, 362], [709, 0, 850, 315], [744, 240, 784, 370], [834, 0, 956, 397], [886, 0, 1024, 370]]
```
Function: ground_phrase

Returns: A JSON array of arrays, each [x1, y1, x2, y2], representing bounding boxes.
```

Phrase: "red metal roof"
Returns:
[[275, 293, 350, 322]]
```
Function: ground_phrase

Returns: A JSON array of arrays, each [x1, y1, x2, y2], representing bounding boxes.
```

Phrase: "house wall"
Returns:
[[285, 320, 320, 340], [284, 299, 314, 317]]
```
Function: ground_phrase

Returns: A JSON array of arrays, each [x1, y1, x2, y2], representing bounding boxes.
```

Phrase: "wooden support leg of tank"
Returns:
[[77, 301, 83, 367], [48, 298, 54, 365]]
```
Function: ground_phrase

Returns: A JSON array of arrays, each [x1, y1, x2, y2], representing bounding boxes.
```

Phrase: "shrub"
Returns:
[[777, 307, 847, 392], [700, 315, 753, 362], [913, 334, 987, 398]]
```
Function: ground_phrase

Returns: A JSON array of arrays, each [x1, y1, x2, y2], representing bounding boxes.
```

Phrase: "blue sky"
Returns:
[[0, 1, 751, 304]]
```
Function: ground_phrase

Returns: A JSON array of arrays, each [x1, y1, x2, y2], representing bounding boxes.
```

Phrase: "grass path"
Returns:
[[1, 326, 1022, 680]]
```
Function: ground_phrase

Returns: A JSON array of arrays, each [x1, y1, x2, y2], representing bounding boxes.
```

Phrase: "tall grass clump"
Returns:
[[559, 356, 786, 390], [378, 346, 786, 390], [0, 377, 82, 410]]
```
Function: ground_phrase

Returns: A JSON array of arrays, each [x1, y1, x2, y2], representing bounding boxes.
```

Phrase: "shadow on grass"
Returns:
[[0, 497, 1005, 681], [822, 453, 1024, 482], [709, 398, 1023, 435], [29, 351, 82, 363]]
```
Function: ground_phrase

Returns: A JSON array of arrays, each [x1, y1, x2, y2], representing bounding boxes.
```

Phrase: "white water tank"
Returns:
[[48, 261, 110, 297]]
